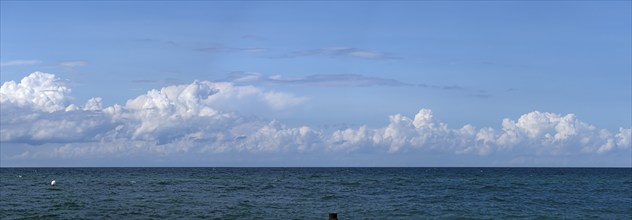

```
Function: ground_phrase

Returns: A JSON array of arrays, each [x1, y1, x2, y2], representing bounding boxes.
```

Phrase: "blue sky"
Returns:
[[1, 1, 630, 167]]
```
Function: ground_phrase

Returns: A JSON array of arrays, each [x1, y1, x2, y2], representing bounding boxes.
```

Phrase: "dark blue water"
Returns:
[[1, 168, 631, 219]]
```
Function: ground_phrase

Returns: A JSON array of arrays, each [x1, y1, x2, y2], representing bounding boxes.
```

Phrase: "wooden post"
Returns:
[[328, 213, 338, 220]]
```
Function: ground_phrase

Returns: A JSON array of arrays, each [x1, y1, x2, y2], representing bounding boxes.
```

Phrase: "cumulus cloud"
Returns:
[[0, 107, 114, 145], [1, 72, 630, 161], [329, 109, 632, 155], [0, 72, 71, 112], [1, 72, 309, 151]]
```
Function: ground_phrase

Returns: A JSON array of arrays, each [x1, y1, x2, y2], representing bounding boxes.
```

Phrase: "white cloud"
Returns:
[[83, 97, 103, 111], [0, 71, 71, 112], [225, 121, 323, 153], [104, 78, 307, 145], [0, 104, 114, 145], [1, 72, 309, 151], [1, 72, 629, 162], [328, 109, 631, 155], [0, 60, 41, 66], [616, 128, 631, 148], [262, 91, 307, 110]]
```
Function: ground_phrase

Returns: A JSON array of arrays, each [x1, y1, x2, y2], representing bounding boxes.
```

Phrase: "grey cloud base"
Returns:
[[1, 72, 630, 163]]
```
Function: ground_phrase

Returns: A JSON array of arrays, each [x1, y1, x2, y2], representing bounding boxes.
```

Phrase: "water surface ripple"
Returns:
[[1, 168, 630, 219]]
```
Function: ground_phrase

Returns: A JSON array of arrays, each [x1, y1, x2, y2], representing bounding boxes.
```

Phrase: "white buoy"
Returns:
[[50, 180, 56, 186]]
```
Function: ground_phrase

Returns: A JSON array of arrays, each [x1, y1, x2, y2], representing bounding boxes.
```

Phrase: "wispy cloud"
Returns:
[[417, 84, 493, 98], [195, 47, 268, 54], [132, 78, 184, 85], [470, 93, 492, 99], [225, 72, 412, 87], [288, 47, 397, 60], [241, 34, 267, 41], [417, 84, 465, 91], [133, 38, 179, 47], [0, 60, 41, 67], [57, 60, 88, 68], [226, 72, 493, 98]]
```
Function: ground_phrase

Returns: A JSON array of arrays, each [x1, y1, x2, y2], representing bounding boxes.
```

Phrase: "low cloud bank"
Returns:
[[1, 72, 630, 160]]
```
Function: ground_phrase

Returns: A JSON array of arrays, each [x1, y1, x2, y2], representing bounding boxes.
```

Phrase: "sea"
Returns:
[[1, 168, 630, 219]]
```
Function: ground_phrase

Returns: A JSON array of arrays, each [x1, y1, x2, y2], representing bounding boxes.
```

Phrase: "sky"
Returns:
[[0, 1, 630, 167]]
